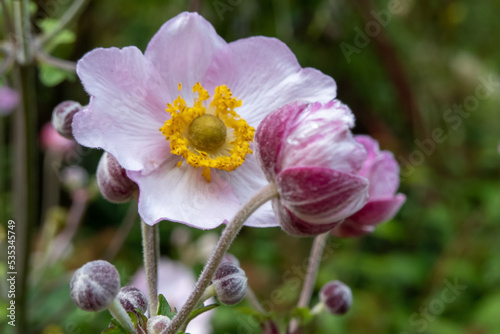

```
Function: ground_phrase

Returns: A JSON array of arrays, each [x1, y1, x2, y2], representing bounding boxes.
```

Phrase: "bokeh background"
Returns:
[[1, 0, 500, 333]]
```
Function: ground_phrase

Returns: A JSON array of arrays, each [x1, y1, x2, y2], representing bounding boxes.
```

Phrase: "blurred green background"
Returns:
[[2, 0, 500, 333]]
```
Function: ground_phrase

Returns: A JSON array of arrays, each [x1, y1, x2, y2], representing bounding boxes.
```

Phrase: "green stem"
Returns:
[[289, 232, 329, 333], [11, 2, 36, 333], [108, 298, 138, 334], [165, 182, 279, 334], [141, 221, 159, 317]]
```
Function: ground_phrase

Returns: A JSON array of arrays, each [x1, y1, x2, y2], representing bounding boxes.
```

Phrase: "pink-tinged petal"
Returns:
[[354, 135, 380, 175], [204, 36, 337, 127], [255, 101, 307, 180], [281, 110, 365, 174], [128, 157, 241, 229], [368, 151, 400, 198], [74, 46, 170, 173], [346, 194, 406, 226], [273, 200, 341, 237], [216, 155, 277, 227], [145, 12, 227, 102], [330, 222, 375, 238], [276, 167, 369, 225]]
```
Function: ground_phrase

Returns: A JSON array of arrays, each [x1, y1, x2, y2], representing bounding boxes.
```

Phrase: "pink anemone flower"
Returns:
[[255, 100, 369, 236], [72, 12, 337, 229], [331, 135, 406, 237]]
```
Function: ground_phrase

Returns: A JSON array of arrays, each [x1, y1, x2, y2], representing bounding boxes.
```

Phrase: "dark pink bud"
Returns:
[[213, 263, 247, 305], [255, 101, 370, 237], [51, 100, 82, 139], [117, 286, 148, 314], [70, 260, 121, 312], [319, 280, 352, 315], [147, 315, 171, 334], [97, 152, 138, 203]]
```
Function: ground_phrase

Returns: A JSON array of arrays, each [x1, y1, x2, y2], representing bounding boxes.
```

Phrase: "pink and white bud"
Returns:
[[117, 286, 148, 314], [255, 100, 369, 236], [70, 260, 121, 312], [332, 135, 405, 238], [97, 152, 138, 203], [147, 315, 171, 334], [213, 262, 247, 305], [319, 280, 352, 315], [40, 122, 76, 153], [51, 100, 82, 139]]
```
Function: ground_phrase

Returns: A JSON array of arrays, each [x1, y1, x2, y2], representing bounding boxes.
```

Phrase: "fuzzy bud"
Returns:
[[117, 286, 148, 314], [97, 152, 138, 203], [147, 315, 171, 334], [213, 263, 247, 305], [70, 260, 121, 312], [319, 280, 352, 315], [51, 100, 82, 139], [221, 253, 240, 267]]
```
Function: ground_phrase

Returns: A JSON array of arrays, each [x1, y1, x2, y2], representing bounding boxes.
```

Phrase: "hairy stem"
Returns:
[[166, 182, 279, 334], [141, 221, 159, 317], [289, 232, 329, 333], [12, 1, 36, 333]]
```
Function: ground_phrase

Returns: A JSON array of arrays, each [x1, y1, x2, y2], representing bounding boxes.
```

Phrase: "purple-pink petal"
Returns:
[[145, 12, 227, 103], [204, 36, 337, 128], [276, 166, 369, 224], [344, 194, 406, 226], [73, 46, 170, 173], [128, 156, 241, 229]]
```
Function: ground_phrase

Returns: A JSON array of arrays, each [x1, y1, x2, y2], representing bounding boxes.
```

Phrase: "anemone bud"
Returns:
[[319, 280, 352, 315], [70, 260, 121, 312], [97, 152, 138, 203], [213, 262, 247, 305], [117, 286, 148, 314], [147, 315, 171, 334], [51, 100, 82, 139]]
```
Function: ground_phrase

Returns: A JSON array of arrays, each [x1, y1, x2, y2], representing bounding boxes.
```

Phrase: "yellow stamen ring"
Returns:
[[160, 83, 255, 182]]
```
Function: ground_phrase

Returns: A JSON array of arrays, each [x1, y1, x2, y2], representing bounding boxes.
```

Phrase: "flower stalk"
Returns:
[[165, 182, 279, 334], [108, 298, 138, 334], [141, 221, 159, 317], [288, 232, 330, 333]]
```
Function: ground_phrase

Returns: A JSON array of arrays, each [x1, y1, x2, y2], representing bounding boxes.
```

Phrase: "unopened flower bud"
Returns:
[[51, 100, 82, 139], [213, 263, 247, 305], [70, 260, 121, 312], [117, 286, 148, 314], [221, 253, 240, 267], [147, 315, 171, 334], [97, 152, 138, 203], [319, 280, 352, 315]]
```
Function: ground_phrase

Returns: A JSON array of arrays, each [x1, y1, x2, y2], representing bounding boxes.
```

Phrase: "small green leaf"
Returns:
[[39, 63, 75, 87], [38, 18, 76, 51], [186, 303, 220, 324], [102, 319, 127, 334], [157, 294, 177, 319]]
